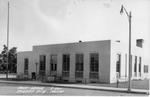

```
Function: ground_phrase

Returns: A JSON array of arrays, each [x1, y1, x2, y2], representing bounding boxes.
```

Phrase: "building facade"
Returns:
[[17, 40, 146, 83]]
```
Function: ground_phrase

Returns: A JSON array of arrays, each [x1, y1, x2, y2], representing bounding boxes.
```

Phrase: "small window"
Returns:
[[136, 39, 143, 48], [144, 65, 148, 73]]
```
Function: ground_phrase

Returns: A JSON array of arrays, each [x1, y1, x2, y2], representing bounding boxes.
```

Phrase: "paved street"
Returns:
[[0, 83, 148, 96]]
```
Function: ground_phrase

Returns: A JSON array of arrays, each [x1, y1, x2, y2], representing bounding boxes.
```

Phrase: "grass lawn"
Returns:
[[89, 79, 149, 90]]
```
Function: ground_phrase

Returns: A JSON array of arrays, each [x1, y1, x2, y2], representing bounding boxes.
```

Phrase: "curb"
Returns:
[[0, 81, 149, 95]]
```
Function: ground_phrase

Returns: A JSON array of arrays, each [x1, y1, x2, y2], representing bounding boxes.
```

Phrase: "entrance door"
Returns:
[[50, 55, 57, 76]]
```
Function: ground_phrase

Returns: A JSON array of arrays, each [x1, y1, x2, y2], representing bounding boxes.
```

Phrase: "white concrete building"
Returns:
[[17, 40, 146, 83]]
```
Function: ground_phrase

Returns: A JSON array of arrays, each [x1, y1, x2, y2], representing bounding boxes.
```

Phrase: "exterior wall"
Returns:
[[17, 40, 111, 83], [98, 43, 111, 83], [110, 40, 144, 83], [110, 41, 128, 83], [32, 40, 111, 83], [17, 51, 34, 78], [131, 45, 144, 79]]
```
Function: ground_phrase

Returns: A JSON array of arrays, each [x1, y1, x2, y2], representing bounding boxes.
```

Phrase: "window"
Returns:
[[116, 54, 121, 73], [39, 55, 46, 75], [62, 54, 70, 71], [134, 56, 137, 76], [136, 39, 143, 48], [75, 54, 84, 78], [125, 54, 127, 77], [144, 65, 148, 73], [75, 54, 83, 71], [50, 55, 57, 71], [24, 58, 28, 75], [62, 54, 70, 77], [139, 57, 142, 76], [90, 53, 99, 79], [24, 58, 28, 70], [90, 53, 99, 72]]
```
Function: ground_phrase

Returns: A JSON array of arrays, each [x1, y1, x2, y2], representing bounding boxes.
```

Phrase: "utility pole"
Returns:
[[6, 1, 10, 80], [120, 5, 132, 92]]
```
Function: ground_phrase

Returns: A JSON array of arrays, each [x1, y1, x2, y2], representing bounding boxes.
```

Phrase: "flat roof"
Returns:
[[33, 40, 111, 48]]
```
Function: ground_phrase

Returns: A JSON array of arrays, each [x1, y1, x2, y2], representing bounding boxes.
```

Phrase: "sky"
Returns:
[[0, 0, 150, 64]]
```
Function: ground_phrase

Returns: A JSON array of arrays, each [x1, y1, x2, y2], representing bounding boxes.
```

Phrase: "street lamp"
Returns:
[[120, 5, 132, 92]]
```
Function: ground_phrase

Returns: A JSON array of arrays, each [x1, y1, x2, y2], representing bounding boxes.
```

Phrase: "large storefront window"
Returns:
[[75, 54, 83, 78], [90, 53, 99, 79], [39, 55, 46, 76], [62, 54, 70, 77]]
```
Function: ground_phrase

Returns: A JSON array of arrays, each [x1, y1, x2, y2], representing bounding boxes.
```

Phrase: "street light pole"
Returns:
[[120, 5, 132, 92], [6, 1, 10, 80], [128, 11, 132, 92]]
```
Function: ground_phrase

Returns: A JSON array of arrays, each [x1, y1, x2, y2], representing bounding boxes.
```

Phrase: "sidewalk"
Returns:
[[0, 80, 149, 94]]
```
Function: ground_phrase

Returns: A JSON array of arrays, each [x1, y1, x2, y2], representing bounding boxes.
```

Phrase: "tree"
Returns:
[[0, 45, 8, 73], [0, 45, 17, 73], [8, 47, 17, 73], [0, 54, 4, 72]]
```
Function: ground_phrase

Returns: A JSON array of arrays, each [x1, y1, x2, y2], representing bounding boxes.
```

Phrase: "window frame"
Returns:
[[62, 54, 70, 72], [24, 58, 29, 71], [24, 58, 29, 75], [116, 54, 121, 73], [75, 53, 84, 72], [134, 56, 137, 73], [144, 65, 148, 73], [139, 57, 141, 72], [39, 55, 46, 76], [90, 53, 99, 72]]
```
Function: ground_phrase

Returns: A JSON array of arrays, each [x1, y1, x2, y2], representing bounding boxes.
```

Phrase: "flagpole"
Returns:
[[6, 1, 9, 80]]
